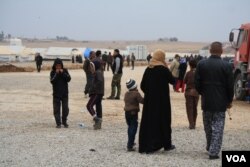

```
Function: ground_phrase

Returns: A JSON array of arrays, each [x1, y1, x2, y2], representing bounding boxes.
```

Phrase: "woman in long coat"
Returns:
[[139, 50, 176, 153]]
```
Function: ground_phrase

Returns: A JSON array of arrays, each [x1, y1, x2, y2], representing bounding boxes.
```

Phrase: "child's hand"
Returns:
[[60, 69, 63, 73], [56, 69, 60, 73]]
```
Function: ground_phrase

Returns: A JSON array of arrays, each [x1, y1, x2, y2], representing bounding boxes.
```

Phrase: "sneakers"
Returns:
[[114, 97, 120, 100], [164, 145, 176, 151]]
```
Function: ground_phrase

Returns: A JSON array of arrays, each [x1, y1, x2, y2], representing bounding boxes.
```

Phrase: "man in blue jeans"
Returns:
[[195, 42, 234, 160]]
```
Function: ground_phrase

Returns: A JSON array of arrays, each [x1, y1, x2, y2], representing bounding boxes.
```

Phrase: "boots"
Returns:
[[93, 117, 102, 130]]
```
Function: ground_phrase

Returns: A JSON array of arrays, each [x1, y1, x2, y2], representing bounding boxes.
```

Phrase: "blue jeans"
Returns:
[[125, 112, 138, 148]]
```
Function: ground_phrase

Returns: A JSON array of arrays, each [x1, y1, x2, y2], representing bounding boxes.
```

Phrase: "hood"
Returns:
[[52, 58, 64, 70]]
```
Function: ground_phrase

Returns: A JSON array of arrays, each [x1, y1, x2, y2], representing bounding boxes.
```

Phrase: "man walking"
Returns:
[[195, 42, 234, 160], [107, 52, 113, 71], [35, 53, 43, 72], [131, 53, 136, 70], [107, 49, 123, 100], [102, 51, 108, 71]]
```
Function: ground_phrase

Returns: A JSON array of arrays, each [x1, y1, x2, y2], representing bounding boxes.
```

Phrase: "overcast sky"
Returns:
[[0, 0, 249, 42]]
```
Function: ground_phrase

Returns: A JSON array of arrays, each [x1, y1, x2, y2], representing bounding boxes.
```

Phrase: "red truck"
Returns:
[[229, 23, 250, 100]]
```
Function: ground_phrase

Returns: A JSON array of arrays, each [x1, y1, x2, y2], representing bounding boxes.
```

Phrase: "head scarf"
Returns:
[[148, 49, 168, 68]]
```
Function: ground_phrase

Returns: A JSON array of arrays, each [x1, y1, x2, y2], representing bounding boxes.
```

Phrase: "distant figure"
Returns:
[[35, 53, 43, 72], [102, 51, 108, 71], [146, 54, 152, 64], [83, 51, 96, 97], [184, 59, 199, 129], [124, 79, 144, 151], [107, 49, 123, 100], [176, 57, 187, 92], [139, 50, 175, 154], [72, 55, 75, 63], [78, 55, 83, 63], [195, 42, 234, 160], [94, 50, 104, 71], [86, 61, 105, 130], [50, 58, 71, 128], [169, 54, 180, 91], [126, 55, 131, 67], [131, 53, 136, 70], [107, 52, 113, 71]]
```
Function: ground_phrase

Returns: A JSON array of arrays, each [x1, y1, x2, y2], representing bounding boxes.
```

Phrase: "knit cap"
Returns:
[[126, 79, 137, 90]]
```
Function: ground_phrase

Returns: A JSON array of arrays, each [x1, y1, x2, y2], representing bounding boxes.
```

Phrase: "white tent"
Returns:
[[44, 47, 73, 60]]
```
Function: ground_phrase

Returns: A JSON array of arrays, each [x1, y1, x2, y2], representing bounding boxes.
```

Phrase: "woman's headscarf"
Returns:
[[148, 49, 168, 68]]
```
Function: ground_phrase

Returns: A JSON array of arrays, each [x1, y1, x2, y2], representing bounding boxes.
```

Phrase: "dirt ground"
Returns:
[[0, 66, 249, 167]]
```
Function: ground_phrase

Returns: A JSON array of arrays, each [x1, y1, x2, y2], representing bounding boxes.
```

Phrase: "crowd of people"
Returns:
[[49, 42, 234, 160]]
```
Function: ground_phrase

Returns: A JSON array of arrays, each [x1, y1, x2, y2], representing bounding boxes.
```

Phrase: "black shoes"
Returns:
[[56, 123, 68, 128], [63, 123, 69, 128], [209, 155, 219, 160], [107, 96, 120, 100], [164, 145, 176, 151], [107, 96, 114, 99], [127, 147, 136, 152], [56, 125, 61, 128]]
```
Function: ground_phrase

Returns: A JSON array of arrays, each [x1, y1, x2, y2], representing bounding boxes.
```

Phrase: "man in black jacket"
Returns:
[[35, 53, 43, 72], [195, 42, 234, 160], [107, 49, 123, 100], [50, 58, 71, 128]]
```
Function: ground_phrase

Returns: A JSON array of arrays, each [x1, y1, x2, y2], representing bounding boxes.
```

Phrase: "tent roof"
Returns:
[[0, 46, 14, 55], [46, 47, 73, 56]]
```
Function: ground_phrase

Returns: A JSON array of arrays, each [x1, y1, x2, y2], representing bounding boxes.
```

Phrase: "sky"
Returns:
[[0, 0, 249, 42]]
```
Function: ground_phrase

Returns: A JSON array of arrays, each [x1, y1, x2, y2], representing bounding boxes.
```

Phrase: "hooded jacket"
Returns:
[[50, 58, 71, 98]]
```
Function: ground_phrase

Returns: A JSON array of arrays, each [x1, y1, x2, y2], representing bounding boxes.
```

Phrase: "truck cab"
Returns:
[[229, 23, 250, 100]]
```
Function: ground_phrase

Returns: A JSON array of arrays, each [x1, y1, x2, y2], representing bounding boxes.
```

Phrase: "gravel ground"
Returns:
[[0, 66, 249, 167]]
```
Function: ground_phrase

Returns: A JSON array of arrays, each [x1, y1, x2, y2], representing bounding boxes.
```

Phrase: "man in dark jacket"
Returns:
[[50, 58, 71, 128], [131, 53, 136, 70], [107, 52, 113, 71], [107, 49, 123, 100], [35, 53, 43, 72], [195, 42, 234, 160], [102, 51, 108, 71]]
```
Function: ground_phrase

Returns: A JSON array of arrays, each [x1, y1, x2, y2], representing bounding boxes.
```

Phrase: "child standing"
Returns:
[[86, 61, 104, 130], [50, 58, 71, 128], [124, 79, 144, 151], [184, 59, 199, 129]]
